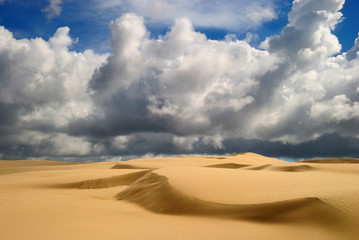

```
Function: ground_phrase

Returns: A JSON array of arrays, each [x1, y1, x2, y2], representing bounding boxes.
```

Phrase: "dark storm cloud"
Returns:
[[223, 133, 359, 159]]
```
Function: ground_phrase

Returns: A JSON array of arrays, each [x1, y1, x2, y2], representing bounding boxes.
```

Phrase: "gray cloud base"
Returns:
[[0, 0, 359, 161]]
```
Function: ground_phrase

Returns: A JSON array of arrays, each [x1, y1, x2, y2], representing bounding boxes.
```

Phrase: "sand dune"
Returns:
[[117, 172, 335, 221], [0, 153, 358, 240], [0, 160, 84, 175], [269, 165, 315, 172], [56, 170, 150, 189], [300, 158, 359, 163], [206, 163, 250, 169]]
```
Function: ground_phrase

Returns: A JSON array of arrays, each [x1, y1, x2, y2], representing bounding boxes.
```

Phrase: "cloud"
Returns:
[[94, 0, 278, 32], [346, 33, 359, 61], [42, 0, 63, 19], [0, 26, 107, 159], [222, 133, 359, 159], [80, 14, 276, 140], [0, 0, 359, 160]]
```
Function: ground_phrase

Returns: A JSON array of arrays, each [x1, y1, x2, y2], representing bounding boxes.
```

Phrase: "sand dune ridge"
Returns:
[[55, 170, 150, 189], [116, 171, 348, 224]]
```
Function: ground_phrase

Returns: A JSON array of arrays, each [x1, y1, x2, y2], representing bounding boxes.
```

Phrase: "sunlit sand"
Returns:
[[0, 153, 358, 240]]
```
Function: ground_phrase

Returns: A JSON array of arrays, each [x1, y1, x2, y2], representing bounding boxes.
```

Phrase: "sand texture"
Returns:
[[0, 153, 358, 240]]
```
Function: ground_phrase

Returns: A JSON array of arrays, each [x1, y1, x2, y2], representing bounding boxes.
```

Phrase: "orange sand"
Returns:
[[0, 153, 358, 240]]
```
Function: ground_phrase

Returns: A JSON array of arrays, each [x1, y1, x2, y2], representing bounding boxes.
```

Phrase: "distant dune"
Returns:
[[300, 158, 359, 163], [0, 153, 358, 240]]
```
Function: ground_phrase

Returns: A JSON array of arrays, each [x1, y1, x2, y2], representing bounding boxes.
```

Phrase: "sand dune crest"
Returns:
[[245, 164, 272, 170], [112, 163, 150, 169], [55, 170, 150, 189], [206, 163, 250, 169]]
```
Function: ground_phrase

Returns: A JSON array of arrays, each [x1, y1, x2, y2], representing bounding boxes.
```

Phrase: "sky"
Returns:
[[0, 0, 358, 161]]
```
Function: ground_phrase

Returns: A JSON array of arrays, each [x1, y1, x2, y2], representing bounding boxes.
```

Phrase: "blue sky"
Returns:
[[0, 0, 359, 161], [1, 0, 358, 53]]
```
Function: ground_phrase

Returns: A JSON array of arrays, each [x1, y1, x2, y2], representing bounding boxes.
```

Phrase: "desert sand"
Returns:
[[0, 153, 358, 240]]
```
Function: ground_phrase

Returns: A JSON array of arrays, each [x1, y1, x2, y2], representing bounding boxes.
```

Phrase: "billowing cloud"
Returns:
[[0, 0, 359, 160], [79, 14, 277, 139], [0, 26, 107, 159]]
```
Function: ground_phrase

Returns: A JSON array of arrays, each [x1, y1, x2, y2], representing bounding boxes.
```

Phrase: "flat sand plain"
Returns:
[[0, 153, 358, 240]]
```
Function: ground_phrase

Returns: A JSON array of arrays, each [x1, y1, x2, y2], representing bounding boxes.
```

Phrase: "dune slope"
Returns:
[[0, 153, 358, 240]]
